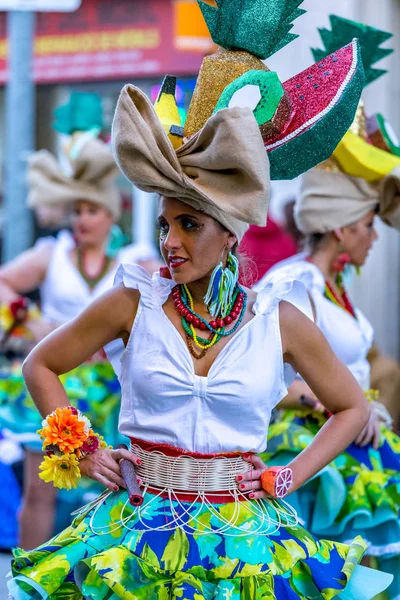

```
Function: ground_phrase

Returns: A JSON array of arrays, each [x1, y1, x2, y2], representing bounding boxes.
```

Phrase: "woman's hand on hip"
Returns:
[[79, 447, 142, 492], [236, 454, 270, 500], [355, 407, 381, 450], [26, 319, 58, 344]]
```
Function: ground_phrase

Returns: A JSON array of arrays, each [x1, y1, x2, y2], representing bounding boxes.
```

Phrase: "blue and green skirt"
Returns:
[[263, 409, 400, 599], [0, 361, 124, 452], [7, 487, 393, 599]]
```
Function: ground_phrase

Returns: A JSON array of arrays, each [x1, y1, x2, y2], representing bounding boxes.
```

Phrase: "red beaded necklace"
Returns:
[[324, 280, 356, 318], [306, 256, 356, 319], [172, 284, 247, 359]]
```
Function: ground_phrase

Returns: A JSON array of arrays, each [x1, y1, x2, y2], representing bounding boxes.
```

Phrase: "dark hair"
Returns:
[[303, 232, 328, 252]]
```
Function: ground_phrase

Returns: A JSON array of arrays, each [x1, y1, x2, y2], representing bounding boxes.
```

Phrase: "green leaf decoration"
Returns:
[[53, 92, 103, 135], [198, 0, 306, 59], [312, 15, 393, 86]]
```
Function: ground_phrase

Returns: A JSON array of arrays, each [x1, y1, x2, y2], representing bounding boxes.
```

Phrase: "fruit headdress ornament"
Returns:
[[28, 92, 121, 222], [111, 0, 365, 242], [312, 15, 400, 183], [178, 0, 365, 180], [296, 16, 400, 234]]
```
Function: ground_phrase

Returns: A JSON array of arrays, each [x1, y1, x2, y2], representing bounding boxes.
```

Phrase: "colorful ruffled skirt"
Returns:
[[263, 409, 400, 599], [7, 486, 393, 599]]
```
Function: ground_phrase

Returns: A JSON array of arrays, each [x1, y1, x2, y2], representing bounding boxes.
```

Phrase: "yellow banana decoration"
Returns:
[[334, 131, 400, 182], [154, 75, 184, 150]]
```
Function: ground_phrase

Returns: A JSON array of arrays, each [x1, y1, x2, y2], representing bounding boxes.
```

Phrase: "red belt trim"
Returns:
[[129, 437, 253, 504]]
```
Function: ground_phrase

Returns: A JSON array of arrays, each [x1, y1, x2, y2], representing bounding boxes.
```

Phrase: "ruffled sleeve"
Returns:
[[254, 272, 314, 389], [105, 264, 175, 377], [254, 272, 314, 322], [254, 253, 325, 296]]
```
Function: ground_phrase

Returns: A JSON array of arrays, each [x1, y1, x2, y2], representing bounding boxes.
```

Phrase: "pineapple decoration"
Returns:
[[312, 15, 400, 182], [53, 92, 105, 169], [177, 0, 366, 180], [312, 16, 393, 87], [185, 0, 306, 137]]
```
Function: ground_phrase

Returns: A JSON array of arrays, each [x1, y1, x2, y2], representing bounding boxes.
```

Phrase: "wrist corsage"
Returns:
[[37, 405, 109, 489], [261, 466, 293, 498], [0, 297, 40, 341], [365, 389, 393, 429]]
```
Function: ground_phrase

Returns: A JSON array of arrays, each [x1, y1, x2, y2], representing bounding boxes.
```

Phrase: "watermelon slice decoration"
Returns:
[[261, 466, 293, 498], [214, 39, 364, 180], [266, 39, 364, 179]]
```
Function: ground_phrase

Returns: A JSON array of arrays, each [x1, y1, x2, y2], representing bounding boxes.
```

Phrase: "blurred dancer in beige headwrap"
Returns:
[[0, 135, 160, 549]]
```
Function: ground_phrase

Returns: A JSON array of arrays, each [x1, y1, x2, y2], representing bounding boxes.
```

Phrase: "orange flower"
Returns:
[[39, 407, 87, 453]]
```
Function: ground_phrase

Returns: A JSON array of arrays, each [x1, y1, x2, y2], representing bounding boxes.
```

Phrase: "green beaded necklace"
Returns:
[[77, 247, 111, 290]]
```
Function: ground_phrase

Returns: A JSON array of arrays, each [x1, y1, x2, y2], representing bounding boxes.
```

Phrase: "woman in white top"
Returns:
[[0, 137, 159, 549], [257, 159, 400, 597], [6, 85, 393, 599]]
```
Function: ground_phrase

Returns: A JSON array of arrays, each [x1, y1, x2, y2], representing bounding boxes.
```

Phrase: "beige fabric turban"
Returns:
[[112, 85, 270, 242], [295, 168, 400, 234], [28, 137, 122, 221]]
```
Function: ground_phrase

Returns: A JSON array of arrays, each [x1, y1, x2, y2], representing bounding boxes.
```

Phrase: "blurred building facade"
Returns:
[[0, 0, 212, 238]]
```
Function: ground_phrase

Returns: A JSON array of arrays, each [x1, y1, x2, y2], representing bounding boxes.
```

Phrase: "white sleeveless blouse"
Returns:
[[256, 254, 374, 391], [106, 264, 313, 454], [39, 230, 158, 325]]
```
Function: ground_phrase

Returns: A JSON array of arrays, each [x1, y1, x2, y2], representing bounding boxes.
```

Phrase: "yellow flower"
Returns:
[[0, 305, 13, 330], [39, 453, 81, 490]]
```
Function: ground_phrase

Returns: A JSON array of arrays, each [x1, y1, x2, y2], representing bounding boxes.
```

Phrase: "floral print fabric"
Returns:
[[8, 488, 392, 599]]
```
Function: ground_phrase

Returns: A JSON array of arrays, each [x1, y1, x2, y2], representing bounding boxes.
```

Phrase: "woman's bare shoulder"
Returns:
[[106, 283, 140, 315]]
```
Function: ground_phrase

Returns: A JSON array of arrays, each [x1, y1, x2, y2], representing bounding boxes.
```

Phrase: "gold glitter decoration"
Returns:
[[184, 49, 268, 138], [349, 99, 367, 140]]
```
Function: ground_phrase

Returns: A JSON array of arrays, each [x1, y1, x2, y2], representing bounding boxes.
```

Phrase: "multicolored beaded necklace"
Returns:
[[77, 247, 111, 290], [172, 284, 247, 359], [305, 256, 356, 319], [324, 279, 356, 319]]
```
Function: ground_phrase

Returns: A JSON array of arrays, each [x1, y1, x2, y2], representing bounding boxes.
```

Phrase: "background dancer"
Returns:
[[257, 18, 400, 596], [0, 135, 159, 549]]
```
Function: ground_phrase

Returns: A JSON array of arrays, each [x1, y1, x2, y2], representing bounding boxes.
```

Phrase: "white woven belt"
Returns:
[[130, 443, 251, 493]]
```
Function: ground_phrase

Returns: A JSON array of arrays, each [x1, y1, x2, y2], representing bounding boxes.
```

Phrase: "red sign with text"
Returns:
[[0, 0, 208, 83]]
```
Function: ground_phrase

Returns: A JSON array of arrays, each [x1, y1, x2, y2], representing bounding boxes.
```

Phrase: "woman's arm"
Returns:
[[22, 283, 138, 417], [239, 300, 369, 498], [22, 283, 141, 491], [0, 243, 52, 303]]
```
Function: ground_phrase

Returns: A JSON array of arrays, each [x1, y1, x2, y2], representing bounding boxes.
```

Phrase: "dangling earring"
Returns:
[[333, 242, 351, 274], [104, 225, 127, 259], [204, 252, 239, 318]]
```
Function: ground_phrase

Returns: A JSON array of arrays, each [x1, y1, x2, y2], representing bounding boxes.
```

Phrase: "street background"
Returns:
[[0, 0, 399, 592]]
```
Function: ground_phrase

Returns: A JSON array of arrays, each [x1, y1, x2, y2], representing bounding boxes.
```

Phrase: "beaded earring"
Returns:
[[332, 242, 351, 274], [104, 224, 127, 259], [204, 252, 239, 318]]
